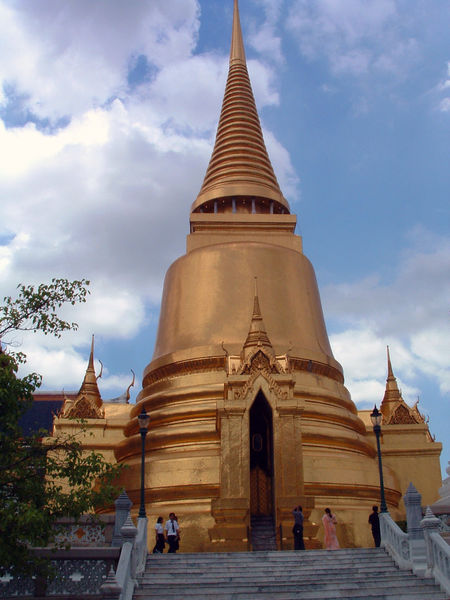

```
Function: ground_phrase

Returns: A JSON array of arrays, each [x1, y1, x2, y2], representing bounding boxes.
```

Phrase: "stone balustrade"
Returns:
[[0, 491, 148, 599], [380, 511, 411, 570], [380, 482, 450, 597]]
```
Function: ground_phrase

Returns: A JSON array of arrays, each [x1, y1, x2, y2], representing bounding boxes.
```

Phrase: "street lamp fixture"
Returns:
[[370, 405, 388, 513], [138, 407, 150, 518]]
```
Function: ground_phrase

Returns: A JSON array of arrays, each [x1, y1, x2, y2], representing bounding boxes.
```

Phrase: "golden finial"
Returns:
[[387, 345, 394, 378], [230, 0, 246, 64]]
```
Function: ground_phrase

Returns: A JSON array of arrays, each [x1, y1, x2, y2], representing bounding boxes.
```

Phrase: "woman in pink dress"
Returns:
[[322, 507, 340, 550]]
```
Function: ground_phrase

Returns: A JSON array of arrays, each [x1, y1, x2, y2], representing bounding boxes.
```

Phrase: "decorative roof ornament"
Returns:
[[239, 278, 282, 375], [191, 0, 289, 214], [380, 346, 424, 425], [63, 335, 104, 419], [108, 369, 136, 404]]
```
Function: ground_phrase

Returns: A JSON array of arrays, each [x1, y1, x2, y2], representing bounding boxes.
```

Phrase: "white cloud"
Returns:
[[437, 61, 450, 112], [286, 0, 419, 77], [248, 0, 284, 66], [262, 130, 299, 203], [16, 336, 132, 396], [330, 328, 420, 406], [0, 0, 201, 120], [0, 0, 299, 396], [324, 230, 450, 405]]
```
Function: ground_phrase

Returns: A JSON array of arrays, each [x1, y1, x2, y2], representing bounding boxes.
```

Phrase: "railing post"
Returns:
[[404, 483, 424, 540], [112, 491, 133, 547], [100, 567, 121, 600], [403, 482, 427, 575], [115, 514, 138, 600], [420, 506, 441, 575]]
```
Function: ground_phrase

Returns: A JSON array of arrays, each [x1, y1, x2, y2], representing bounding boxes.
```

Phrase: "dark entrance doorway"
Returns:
[[249, 391, 274, 516]]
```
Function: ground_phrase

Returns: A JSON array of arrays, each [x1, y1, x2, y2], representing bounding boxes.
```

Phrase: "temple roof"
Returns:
[[380, 346, 424, 425], [62, 335, 104, 419], [191, 0, 289, 213], [19, 394, 70, 436]]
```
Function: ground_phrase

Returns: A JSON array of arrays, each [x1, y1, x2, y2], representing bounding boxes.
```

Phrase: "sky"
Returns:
[[0, 0, 448, 477]]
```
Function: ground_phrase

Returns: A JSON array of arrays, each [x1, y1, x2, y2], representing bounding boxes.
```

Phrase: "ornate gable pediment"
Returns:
[[239, 348, 284, 376], [387, 402, 422, 425], [64, 395, 104, 420]]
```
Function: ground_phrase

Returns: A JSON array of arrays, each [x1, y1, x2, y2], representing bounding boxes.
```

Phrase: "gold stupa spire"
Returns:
[[191, 0, 289, 213], [243, 278, 273, 353], [230, 0, 246, 64], [381, 346, 402, 407], [380, 346, 425, 425], [78, 335, 102, 403], [63, 335, 103, 419]]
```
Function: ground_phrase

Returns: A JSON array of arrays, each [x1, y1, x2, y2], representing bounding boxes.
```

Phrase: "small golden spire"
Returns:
[[387, 345, 394, 378], [64, 335, 103, 418], [191, 0, 288, 213], [380, 345, 402, 422], [380, 346, 424, 425], [243, 278, 273, 352], [382, 345, 401, 405], [78, 335, 102, 407]]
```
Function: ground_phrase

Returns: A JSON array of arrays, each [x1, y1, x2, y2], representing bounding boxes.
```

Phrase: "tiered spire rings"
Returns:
[[192, 0, 289, 214]]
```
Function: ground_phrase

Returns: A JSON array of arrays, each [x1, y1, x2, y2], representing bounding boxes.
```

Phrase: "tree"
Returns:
[[0, 279, 123, 577]]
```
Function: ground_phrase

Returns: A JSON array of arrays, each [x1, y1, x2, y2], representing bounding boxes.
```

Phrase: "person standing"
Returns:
[[152, 516, 165, 554], [322, 508, 340, 550], [165, 512, 180, 553], [368, 505, 381, 547], [292, 505, 305, 550]]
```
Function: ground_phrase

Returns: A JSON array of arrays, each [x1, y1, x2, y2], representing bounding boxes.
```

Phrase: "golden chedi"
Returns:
[[113, 0, 441, 550]]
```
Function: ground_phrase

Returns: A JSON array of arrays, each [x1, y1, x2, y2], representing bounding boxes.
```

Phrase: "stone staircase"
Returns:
[[135, 548, 449, 600], [250, 515, 277, 551]]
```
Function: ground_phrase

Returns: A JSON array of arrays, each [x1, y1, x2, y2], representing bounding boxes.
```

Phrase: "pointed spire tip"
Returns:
[[230, 0, 246, 64]]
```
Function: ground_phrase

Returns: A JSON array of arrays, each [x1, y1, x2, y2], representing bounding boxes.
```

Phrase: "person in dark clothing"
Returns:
[[292, 505, 305, 550], [152, 516, 165, 553], [165, 512, 180, 553], [369, 505, 381, 547]]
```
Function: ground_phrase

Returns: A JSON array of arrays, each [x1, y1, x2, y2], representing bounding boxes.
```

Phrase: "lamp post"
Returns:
[[137, 407, 150, 518], [370, 405, 388, 513]]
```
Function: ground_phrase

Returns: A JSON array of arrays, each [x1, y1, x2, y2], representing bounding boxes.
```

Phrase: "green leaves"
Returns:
[[0, 278, 123, 577], [0, 278, 90, 341]]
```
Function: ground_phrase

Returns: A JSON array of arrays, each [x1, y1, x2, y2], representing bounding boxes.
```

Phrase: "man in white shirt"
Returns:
[[165, 512, 180, 553]]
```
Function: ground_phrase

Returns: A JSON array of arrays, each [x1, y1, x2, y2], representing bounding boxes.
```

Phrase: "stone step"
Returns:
[[136, 548, 447, 600], [143, 563, 398, 574], [140, 571, 419, 583], [134, 593, 448, 600], [137, 578, 442, 591], [144, 558, 396, 571], [146, 548, 387, 560], [134, 586, 447, 600], [142, 563, 399, 578], [145, 549, 390, 559]]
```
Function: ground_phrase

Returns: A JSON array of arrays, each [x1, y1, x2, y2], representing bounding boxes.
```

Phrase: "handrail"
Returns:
[[421, 506, 450, 596], [115, 541, 134, 600], [427, 531, 450, 595], [101, 514, 148, 600], [380, 512, 412, 570], [134, 517, 148, 577], [113, 514, 137, 600]]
